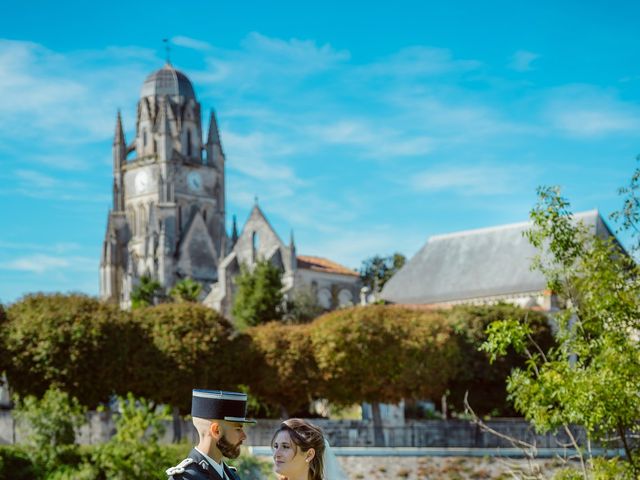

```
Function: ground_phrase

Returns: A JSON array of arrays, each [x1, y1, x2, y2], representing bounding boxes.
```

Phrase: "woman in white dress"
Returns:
[[271, 418, 347, 480]]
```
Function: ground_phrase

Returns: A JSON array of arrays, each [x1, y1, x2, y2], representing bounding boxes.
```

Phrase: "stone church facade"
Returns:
[[100, 64, 360, 314]]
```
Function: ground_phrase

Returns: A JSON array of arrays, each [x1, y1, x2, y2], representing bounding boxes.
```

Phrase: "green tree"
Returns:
[[3, 294, 129, 407], [169, 278, 202, 303], [447, 304, 553, 417], [311, 305, 459, 445], [359, 252, 406, 293], [248, 322, 320, 416], [131, 275, 162, 309], [133, 303, 238, 413], [482, 186, 640, 479], [232, 260, 284, 328]]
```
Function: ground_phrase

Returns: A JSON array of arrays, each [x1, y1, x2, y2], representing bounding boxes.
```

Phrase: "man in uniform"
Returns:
[[166, 390, 256, 479]]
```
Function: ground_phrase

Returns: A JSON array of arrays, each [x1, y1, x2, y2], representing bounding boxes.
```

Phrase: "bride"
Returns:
[[271, 418, 348, 480]]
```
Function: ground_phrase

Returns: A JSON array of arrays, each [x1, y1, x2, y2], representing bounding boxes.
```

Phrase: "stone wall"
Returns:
[[0, 412, 593, 449]]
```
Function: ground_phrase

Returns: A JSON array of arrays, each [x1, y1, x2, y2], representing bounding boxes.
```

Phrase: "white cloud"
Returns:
[[301, 226, 426, 270], [361, 46, 481, 78], [223, 130, 302, 182], [171, 35, 212, 52], [2, 254, 68, 273], [306, 120, 435, 158], [509, 50, 540, 72], [0, 241, 82, 253], [241, 32, 350, 72], [544, 85, 640, 137], [410, 164, 531, 196], [15, 169, 58, 189], [0, 39, 156, 145], [9, 169, 108, 203]]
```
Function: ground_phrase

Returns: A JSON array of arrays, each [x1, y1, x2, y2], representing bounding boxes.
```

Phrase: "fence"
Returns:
[[0, 411, 599, 449]]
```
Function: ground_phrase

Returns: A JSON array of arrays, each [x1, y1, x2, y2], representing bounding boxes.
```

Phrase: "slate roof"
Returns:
[[140, 63, 196, 99], [381, 210, 615, 305], [297, 255, 359, 277]]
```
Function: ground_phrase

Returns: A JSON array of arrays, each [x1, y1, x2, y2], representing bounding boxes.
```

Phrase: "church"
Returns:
[[99, 63, 360, 315], [381, 210, 620, 311]]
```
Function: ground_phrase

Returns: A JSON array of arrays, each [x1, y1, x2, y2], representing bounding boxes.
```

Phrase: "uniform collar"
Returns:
[[194, 447, 226, 479]]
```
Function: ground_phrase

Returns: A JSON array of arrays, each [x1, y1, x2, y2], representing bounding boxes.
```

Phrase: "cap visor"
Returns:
[[225, 416, 257, 424]]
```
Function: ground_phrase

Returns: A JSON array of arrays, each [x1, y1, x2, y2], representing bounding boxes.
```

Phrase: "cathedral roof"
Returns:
[[297, 255, 359, 277], [381, 210, 617, 305], [140, 63, 196, 100]]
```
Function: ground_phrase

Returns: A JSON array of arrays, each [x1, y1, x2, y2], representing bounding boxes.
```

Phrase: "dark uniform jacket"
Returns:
[[166, 448, 241, 480]]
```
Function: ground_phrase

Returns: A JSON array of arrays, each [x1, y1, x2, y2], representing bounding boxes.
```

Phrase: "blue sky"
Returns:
[[1, 1, 639, 303]]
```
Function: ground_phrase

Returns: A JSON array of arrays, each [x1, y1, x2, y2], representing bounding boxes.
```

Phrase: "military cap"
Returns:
[[191, 390, 256, 424]]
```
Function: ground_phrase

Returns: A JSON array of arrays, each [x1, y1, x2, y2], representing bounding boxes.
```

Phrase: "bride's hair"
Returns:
[[272, 418, 325, 480]]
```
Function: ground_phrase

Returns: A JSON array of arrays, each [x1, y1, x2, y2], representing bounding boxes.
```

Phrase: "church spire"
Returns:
[[207, 110, 221, 146], [289, 229, 297, 270], [112, 110, 126, 211], [114, 110, 125, 147], [231, 214, 239, 246]]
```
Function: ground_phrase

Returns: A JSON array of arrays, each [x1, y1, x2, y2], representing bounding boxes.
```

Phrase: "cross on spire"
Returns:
[[162, 38, 171, 65]]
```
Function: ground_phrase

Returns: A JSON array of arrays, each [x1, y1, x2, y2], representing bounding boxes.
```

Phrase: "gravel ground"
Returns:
[[257, 455, 570, 479], [337, 456, 569, 479]]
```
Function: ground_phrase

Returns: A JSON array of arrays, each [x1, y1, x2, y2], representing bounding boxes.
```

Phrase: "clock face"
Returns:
[[187, 171, 203, 192], [134, 171, 150, 193]]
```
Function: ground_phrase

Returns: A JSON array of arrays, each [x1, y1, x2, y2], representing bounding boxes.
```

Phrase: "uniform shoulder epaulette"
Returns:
[[166, 457, 196, 476], [228, 466, 237, 472]]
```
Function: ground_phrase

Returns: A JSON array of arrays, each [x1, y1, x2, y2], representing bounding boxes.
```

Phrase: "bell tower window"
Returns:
[[187, 130, 192, 157]]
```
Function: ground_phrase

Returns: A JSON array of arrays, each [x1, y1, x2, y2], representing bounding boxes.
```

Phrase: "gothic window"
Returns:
[[203, 209, 207, 222], [128, 208, 136, 235], [148, 202, 156, 226], [187, 130, 192, 157], [252, 231, 260, 261], [143, 130, 147, 148], [153, 139, 157, 153], [138, 204, 146, 236]]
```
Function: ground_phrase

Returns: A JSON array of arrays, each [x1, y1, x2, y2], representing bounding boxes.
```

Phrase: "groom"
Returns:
[[166, 390, 256, 480]]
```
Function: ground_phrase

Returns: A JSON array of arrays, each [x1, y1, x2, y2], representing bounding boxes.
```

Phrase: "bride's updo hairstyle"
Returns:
[[272, 418, 325, 480]]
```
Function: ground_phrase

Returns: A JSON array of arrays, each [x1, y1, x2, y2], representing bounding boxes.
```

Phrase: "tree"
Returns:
[[3, 294, 130, 408], [359, 253, 406, 293], [311, 305, 459, 445], [248, 322, 320, 417], [482, 186, 640, 479], [133, 303, 238, 413], [131, 275, 162, 309], [446, 304, 553, 417], [232, 260, 284, 328], [169, 278, 202, 303]]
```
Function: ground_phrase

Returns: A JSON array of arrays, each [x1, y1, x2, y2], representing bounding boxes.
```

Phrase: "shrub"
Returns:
[[92, 393, 172, 480], [0, 446, 38, 480], [12, 388, 86, 476]]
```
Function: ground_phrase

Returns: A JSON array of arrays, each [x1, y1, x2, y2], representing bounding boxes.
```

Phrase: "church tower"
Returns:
[[100, 63, 227, 307]]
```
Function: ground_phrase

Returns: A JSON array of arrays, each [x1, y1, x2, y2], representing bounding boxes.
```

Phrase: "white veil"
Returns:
[[322, 439, 348, 480]]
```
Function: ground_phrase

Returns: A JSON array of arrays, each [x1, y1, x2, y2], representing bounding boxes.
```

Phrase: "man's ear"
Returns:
[[209, 421, 222, 440]]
